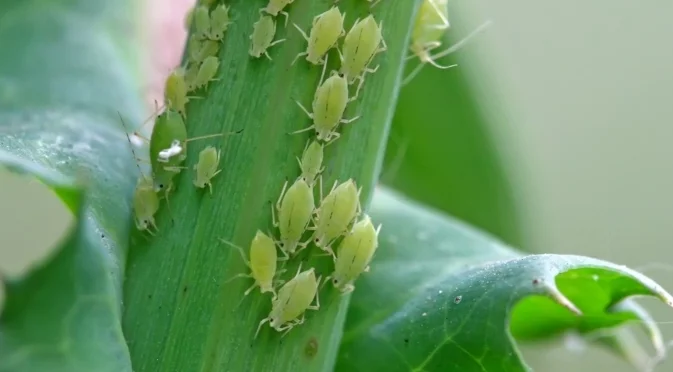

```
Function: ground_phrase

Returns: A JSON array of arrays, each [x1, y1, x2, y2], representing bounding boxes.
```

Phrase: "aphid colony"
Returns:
[[119, 1, 240, 233], [120, 1, 403, 339], [230, 3, 388, 337], [222, 155, 382, 337]]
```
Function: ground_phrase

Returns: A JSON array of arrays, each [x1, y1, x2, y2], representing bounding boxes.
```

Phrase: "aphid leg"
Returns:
[[340, 115, 360, 125], [280, 318, 303, 338], [224, 273, 252, 285], [294, 100, 314, 120], [243, 282, 259, 296], [273, 180, 289, 224], [308, 276, 322, 310], [378, 22, 388, 53], [264, 38, 287, 61], [254, 317, 270, 339], [219, 238, 251, 267], [427, 0, 450, 28], [279, 11, 290, 27], [340, 283, 355, 295], [364, 265, 371, 273], [370, 0, 382, 8], [291, 51, 307, 66], [401, 63, 427, 86]]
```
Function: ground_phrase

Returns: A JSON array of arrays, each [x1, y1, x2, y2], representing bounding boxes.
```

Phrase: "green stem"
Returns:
[[123, 1, 419, 371]]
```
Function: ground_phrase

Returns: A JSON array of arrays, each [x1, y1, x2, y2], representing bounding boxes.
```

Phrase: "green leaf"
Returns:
[[0, 0, 143, 371], [382, 7, 523, 246], [122, 1, 419, 372], [336, 188, 673, 372]]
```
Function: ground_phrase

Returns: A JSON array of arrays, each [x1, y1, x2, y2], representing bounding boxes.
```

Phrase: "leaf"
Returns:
[[336, 188, 673, 372], [122, 1, 420, 372], [0, 0, 144, 371], [382, 5, 523, 246]]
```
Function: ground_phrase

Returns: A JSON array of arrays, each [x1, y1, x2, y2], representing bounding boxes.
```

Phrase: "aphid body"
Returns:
[[294, 60, 357, 143], [312, 179, 361, 256], [292, 6, 345, 65], [149, 109, 188, 193], [209, 4, 232, 40], [221, 230, 279, 297], [117, 112, 162, 234], [133, 176, 160, 234], [188, 36, 220, 65], [164, 68, 190, 118], [411, 0, 449, 59], [403, 1, 492, 85], [331, 215, 381, 294], [261, 0, 295, 26], [297, 140, 324, 187], [256, 266, 320, 338], [193, 146, 221, 193], [193, 55, 220, 91], [249, 15, 285, 60], [339, 15, 387, 97], [272, 179, 315, 256], [184, 63, 200, 92], [193, 5, 211, 40]]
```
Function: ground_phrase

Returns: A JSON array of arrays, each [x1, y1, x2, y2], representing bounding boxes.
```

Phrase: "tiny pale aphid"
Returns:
[[193, 5, 211, 40], [272, 179, 315, 257], [292, 6, 345, 66], [209, 4, 232, 40], [220, 231, 279, 298], [193, 146, 221, 193], [184, 63, 200, 92], [249, 15, 285, 60], [330, 215, 381, 294], [260, 0, 295, 26], [164, 68, 190, 118], [193, 56, 220, 91], [149, 110, 187, 193], [133, 176, 160, 234], [292, 56, 358, 143], [149, 110, 235, 193], [118, 113, 161, 234], [311, 179, 361, 257], [339, 15, 387, 98], [297, 139, 324, 187], [255, 264, 320, 338], [404, 1, 492, 85], [188, 36, 220, 65]]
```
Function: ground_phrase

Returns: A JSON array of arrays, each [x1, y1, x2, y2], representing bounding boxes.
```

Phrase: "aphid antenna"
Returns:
[[135, 99, 166, 137], [218, 237, 250, 267], [117, 112, 149, 180], [431, 19, 493, 60], [402, 20, 492, 86]]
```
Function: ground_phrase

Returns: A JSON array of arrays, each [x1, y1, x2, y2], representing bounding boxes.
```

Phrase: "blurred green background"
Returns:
[[1, 0, 672, 371]]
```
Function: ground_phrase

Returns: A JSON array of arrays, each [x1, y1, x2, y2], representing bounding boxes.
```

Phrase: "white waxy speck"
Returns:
[[438, 290, 443, 294], [421, 312, 427, 317], [130, 134, 144, 147]]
